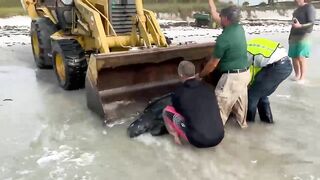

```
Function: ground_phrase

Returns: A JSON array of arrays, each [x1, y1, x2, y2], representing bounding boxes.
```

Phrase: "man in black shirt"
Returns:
[[162, 61, 224, 148]]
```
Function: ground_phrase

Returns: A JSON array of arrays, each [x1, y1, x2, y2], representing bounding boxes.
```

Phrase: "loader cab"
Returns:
[[37, 0, 74, 30], [56, 0, 74, 29]]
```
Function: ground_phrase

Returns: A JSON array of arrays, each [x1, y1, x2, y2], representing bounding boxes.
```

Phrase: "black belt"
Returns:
[[221, 67, 249, 74]]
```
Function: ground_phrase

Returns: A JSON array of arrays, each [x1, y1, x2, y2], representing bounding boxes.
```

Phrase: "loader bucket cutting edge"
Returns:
[[86, 43, 214, 121]]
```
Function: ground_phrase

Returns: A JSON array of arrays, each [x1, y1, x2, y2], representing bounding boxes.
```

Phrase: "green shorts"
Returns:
[[288, 41, 311, 58]]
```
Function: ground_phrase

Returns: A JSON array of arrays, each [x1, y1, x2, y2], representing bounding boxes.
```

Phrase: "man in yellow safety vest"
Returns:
[[247, 38, 293, 123]]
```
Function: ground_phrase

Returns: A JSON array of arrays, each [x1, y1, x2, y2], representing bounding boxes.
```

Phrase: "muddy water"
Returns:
[[1, 25, 320, 179]]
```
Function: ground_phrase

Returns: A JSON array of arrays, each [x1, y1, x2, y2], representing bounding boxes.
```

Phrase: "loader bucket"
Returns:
[[86, 43, 214, 122]]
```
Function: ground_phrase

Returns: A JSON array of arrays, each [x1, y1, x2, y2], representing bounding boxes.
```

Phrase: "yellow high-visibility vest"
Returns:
[[247, 38, 280, 84], [247, 38, 280, 58]]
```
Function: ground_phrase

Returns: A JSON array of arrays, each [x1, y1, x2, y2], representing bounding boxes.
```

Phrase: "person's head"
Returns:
[[295, 0, 308, 6], [220, 6, 241, 28], [177, 61, 196, 81]]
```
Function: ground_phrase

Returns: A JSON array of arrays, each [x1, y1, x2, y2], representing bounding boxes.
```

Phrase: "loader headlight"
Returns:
[[61, 0, 73, 5]]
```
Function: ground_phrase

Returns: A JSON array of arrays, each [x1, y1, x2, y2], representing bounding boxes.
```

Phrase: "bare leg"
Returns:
[[299, 57, 307, 80], [173, 134, 182, 145], [292, 58, 301, 80], [164, 122, 182, 145]]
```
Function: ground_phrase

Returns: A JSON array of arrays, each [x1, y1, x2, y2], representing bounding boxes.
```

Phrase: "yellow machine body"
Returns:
[[22, 0, 214, 121]]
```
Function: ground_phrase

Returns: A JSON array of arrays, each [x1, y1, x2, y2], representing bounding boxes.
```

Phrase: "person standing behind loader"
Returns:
[[289, 0, 316, 81], [199, 1, 250, 128]]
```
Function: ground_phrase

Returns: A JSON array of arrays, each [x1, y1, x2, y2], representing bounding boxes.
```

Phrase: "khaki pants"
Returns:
[[215, 70, 251, 128]]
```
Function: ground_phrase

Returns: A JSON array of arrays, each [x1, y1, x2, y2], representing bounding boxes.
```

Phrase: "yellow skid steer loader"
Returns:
[[21, 0, 214, 121]]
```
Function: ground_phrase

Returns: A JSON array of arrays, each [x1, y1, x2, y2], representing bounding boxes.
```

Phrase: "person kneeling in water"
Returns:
[[162, 61, 224, 148]]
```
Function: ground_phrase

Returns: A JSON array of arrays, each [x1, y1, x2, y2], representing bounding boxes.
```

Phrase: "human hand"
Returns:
[[195, 73, 202, 80], [195, 73, 199, 78], [292, 18, 302, 28]]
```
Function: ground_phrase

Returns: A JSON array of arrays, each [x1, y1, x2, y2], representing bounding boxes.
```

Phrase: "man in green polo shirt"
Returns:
[[199, 2, 250, 128]]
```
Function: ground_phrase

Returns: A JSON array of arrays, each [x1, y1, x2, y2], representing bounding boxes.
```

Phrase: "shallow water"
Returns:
[[0, 26, 320, 180]]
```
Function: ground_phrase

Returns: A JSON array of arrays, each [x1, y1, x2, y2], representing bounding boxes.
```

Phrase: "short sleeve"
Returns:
[[213, 35, 228, 59], [306, 5, 316, 23]]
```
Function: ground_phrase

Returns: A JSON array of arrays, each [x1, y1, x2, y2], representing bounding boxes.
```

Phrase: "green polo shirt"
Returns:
[[213, 23, 249, 72]]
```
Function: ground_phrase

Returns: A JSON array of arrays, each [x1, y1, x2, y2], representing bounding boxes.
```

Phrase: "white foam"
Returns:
[[135, 134, 162, 147], [0, 16, 31, 27], [105, 119, 127, 128], [49, 166, 66, 180], [103, 101, 132, 111], [157, 9, 320, 22], [16, 170, 33, 175], [292, 79, 319, 87], [63, 124, 70, 131], [158, 19, 186, 25], [37, 145, 95, 168], [296, 79, 306, 85], [162, 23, 320, 45], [0, 15, 319, 48], [293, 176, 303, 180], [276, 94, 291, 99], [37, 149, 71, 167], [102, 130, 108, 135], [250, 160, 258, 164], [59, 145, 73, 151], [0, 16, 31, 47], [163, 26, 220, 45], [67, 153, 95, 166]]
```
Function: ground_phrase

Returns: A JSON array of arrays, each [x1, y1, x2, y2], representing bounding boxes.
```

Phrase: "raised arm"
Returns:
[[208, 0, 221, 25]]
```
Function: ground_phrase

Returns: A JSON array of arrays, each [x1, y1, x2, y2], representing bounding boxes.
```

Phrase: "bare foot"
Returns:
[[174, 135, 182, 145], [290, 76, 300, 81], [297, 79, 306, 84]]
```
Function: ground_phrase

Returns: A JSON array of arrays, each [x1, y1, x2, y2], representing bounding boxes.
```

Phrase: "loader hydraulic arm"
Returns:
[[21, 0, 39, 20], [134, 0, 168, 47], [74, 0, 110, 53]]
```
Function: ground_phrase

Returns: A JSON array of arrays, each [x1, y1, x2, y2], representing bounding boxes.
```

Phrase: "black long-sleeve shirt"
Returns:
[[172, 79, 224, 148]]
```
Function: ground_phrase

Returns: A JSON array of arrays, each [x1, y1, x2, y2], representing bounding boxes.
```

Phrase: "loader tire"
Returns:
[[30, 18, 57, 69], [52, 39, 87, 90]]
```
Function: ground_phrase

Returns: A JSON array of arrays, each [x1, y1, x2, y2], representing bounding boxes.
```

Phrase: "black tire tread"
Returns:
[[52, 39, 87, 90], [30, 18, 57, 69]]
